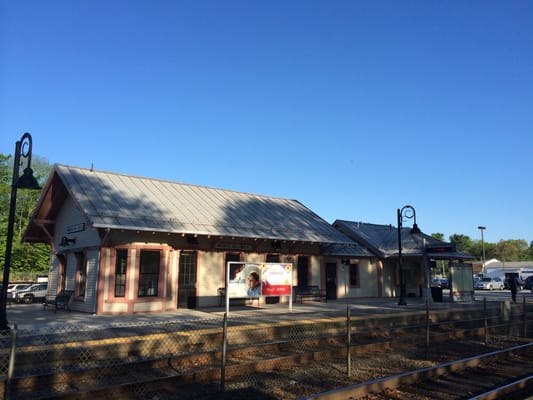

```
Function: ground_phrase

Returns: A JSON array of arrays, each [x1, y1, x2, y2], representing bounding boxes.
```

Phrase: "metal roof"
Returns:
[[321, 243, 373, 257], [30, 164, 353, 244], [333, 220, 475, 259]]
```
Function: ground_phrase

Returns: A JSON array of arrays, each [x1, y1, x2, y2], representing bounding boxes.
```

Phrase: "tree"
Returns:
[[449, 234, 473, 253], [527, 242, 533, 260], [430, 233, 445, 241], [489, 239, 529, 262]]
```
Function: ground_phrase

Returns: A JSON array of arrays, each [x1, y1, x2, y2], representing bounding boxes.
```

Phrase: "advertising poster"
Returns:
[[261, 263, 292, 296], [227, 263, 262, 298]]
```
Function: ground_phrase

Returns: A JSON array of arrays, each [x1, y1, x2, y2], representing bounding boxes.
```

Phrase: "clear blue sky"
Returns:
[[1, 1, 531, 244]]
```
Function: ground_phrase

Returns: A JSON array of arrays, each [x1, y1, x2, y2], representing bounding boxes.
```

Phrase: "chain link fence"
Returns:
[[0, 299, 531, 400]]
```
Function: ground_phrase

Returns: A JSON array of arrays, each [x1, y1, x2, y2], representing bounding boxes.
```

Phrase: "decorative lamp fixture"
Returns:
[[17, 167, 41, 190], [397, 205, 421, 306], [478, 226, 486, 275], [1, 133, 41, 331]]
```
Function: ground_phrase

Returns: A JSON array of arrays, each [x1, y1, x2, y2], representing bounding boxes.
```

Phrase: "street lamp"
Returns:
[[1, 133, 40, 332], [478, 226, 486, 276], [397, 205, 421, 306]]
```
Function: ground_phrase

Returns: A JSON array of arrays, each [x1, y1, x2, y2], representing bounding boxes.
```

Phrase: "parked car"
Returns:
[[524, 276, 533, 292], [13, 283, 48, 304], [7, 283, 32, 301], [474, 277, 504, 290], [432, 278, 449, 289], [7, 283, 32, 294]]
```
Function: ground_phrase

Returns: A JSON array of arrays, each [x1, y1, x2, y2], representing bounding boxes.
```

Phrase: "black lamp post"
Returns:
[[1, 133, 40, 332], [397, 205, 421, 306], [478, 226, 486, 276]]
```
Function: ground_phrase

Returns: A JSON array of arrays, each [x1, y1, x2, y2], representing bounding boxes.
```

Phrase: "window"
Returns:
[[138, 250, 160, 297], [225, 253, 241, 284], [178, 251, 197, 285], [266, 254, 280, 263], [114, 249, 128, 297], [225, 252, 241, 264], [75, 251, 87, 298], [349, 262, 360, 287], [57, 254, 67, 292]]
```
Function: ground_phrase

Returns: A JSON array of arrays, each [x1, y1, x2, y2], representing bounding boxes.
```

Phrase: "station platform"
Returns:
[[6, 292, 520, 331]]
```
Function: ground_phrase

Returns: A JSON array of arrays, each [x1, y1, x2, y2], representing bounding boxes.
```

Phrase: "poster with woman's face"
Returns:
[[244, 265, 262, 297], [227, 263, 262, 298]]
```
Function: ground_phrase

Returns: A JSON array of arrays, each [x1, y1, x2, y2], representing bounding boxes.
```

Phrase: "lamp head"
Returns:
[[16, 167, 41, 190], [410, 223, 421, 234]]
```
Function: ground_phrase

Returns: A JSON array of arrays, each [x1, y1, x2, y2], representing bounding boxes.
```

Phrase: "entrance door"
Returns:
[[325, 263, 337, 300], [297, 256, 309, 287], [178, 251, 198, 308]]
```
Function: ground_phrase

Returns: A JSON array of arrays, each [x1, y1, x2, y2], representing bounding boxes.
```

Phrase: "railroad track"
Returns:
[[299, 343, 533, 400], [3, 310, 532, 399]]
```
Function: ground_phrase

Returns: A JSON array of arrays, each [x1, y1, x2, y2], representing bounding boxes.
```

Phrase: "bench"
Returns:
[[293, 285, 326, 303], [43, 290, 74, 312], [217, 287, 259, 306]]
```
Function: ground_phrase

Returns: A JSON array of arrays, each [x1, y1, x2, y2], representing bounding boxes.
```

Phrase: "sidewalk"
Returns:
[[4, 294, 492, 331]]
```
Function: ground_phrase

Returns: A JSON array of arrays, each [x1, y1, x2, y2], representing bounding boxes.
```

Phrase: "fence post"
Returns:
[[5, 324, 17, 400], [483, 297, 488, 345], [523, 296, 527, 338], [346, 305, 351, 377], [221, 313, 228, 392], [425, 299, 430, 348]]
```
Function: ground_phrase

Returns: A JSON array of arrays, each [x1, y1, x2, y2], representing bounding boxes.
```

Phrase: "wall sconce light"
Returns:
[[60, 236, 76, 246], [341, 259, 350, 265]]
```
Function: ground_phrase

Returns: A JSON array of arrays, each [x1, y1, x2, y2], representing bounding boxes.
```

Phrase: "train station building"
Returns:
[[23, 164, 472, 315]]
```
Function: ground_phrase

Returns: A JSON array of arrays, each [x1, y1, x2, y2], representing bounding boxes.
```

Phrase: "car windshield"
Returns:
[[481, 278, 491, 282]]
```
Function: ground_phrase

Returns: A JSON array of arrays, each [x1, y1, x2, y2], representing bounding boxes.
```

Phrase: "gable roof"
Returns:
[[24, 164, 353, 245], [333, 220, 475, 259]]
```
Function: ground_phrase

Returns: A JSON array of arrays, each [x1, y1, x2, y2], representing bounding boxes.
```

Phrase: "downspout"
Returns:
[[422, 239, 431, 302]]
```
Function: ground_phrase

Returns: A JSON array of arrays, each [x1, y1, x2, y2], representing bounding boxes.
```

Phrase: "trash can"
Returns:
[[266, 296, 279, 304], [431, 286, 443, 302], [187, 296, 197, 309]]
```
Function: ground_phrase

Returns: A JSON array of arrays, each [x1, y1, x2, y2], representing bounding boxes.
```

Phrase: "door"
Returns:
[[325, 263, 337, 300], [178, 251, 198, 308], [297, 256, 309, 287]]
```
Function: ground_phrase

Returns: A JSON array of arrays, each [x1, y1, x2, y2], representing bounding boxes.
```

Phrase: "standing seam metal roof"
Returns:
[[333, 220, 475, 259], [54, 164, 353, 244]]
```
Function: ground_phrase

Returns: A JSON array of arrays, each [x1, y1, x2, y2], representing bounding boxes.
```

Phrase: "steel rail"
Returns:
[[469, 375, 533, 400], [297, 343, 533, 400]]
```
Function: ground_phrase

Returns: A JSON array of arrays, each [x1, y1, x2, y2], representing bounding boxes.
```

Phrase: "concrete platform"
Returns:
[[5, 292, 517, 331]]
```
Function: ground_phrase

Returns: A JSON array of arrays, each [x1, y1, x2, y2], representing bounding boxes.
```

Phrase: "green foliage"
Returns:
[[488, 239, 530, 262], [432, 231, 532, 262], [0, 153, 52, 278], [449, 234, 473, 253], [430, 232, 445, 241], [449, 236, 532, 262]]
